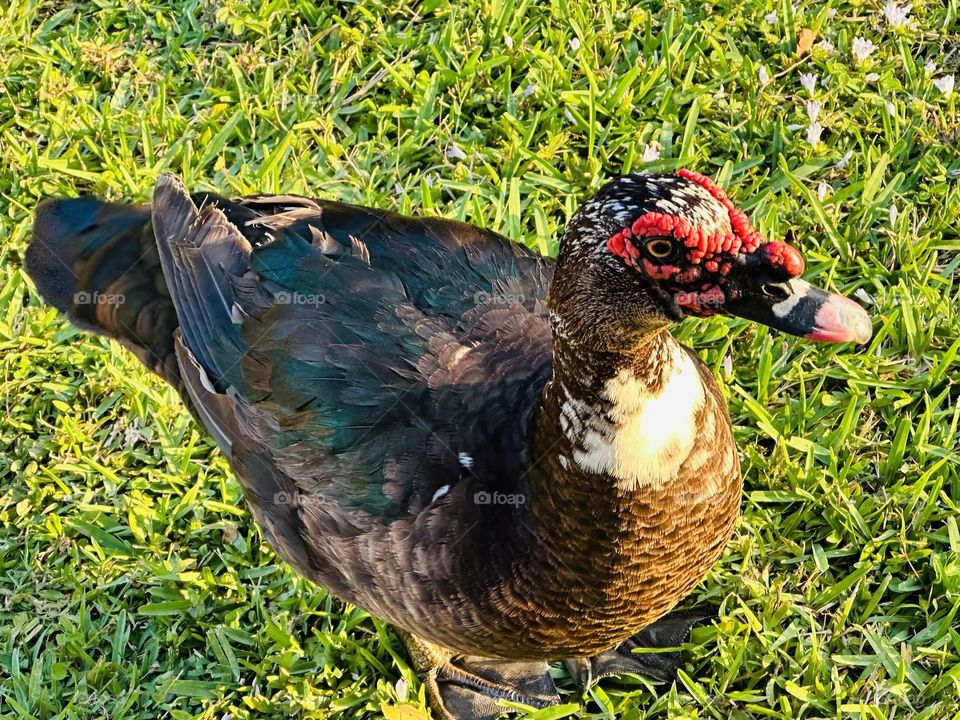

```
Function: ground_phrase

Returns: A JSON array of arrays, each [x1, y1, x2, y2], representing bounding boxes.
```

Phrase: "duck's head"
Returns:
[[550, 170, 872, 350]]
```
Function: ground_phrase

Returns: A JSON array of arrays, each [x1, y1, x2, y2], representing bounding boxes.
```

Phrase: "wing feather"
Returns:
[[154, 175, 554, 522]]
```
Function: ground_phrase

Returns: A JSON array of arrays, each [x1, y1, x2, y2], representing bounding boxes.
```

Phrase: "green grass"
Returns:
[[1, 0, 959, 718]]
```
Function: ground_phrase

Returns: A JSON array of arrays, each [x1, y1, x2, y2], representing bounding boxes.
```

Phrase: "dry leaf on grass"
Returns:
[[797, 28, 816, 55]]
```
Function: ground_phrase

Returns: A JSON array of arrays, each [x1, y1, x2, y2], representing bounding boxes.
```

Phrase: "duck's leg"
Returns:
[[400, 631, 560, 720], [564, 610, 712, 689]]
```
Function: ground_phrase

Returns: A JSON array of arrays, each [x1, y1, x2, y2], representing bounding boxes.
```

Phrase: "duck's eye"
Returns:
[[644, 238, 675, 261]]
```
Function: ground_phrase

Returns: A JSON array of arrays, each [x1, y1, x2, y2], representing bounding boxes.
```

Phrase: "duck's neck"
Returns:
[[515, 320, 737, 633], [533, 322, 707, 494]]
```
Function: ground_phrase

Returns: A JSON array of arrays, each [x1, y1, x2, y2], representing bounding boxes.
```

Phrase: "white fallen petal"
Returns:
[[882, 0, 912, 27], [759, 65, 772, 87], [641, 142, 661, 163], [933, 75, 955, 98], [445, 144, 467, 161], [817, 181, 830, 201], [852, 37, 878, 63]]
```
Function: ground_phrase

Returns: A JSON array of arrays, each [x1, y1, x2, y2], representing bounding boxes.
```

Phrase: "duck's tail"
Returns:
[[25, 195, 183, 389]]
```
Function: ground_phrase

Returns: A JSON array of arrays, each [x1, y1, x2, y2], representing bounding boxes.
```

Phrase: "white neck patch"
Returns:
[[563, 347, 705, 491]]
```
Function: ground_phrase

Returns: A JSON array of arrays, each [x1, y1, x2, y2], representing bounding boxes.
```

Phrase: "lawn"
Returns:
[[1, 0, 959, 718]]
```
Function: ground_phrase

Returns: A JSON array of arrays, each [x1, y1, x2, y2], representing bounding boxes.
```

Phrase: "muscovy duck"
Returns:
[[25, 171, 872, 719]]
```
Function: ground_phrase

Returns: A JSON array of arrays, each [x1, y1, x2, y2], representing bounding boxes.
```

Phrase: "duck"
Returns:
[[24, 170, 872, 719]]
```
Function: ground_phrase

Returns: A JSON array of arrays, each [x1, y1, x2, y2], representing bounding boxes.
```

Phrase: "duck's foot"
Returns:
[[564, 610, 713, 689], [400, 631, 559, 720]]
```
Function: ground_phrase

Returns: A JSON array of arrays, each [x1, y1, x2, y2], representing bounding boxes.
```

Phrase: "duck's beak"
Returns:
[[722, 241, 872, 344], [726, 276, 873, 344]]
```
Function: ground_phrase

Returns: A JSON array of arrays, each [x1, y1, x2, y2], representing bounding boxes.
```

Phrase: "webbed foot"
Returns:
[[564, 610, 713, 689], [400, 631, 560, 720]]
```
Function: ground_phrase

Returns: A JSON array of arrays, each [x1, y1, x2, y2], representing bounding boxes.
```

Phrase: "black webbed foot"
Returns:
[[400, 631, 559, 720], [565, 610, 714, 689]]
